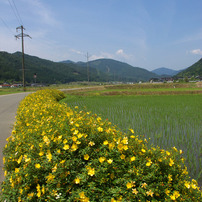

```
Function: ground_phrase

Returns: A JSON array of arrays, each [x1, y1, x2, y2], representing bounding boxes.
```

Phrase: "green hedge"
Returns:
[[1, 89, 201, 201]]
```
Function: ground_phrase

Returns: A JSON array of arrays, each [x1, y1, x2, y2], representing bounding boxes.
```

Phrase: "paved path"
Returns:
[[0, 92, 30, 184]]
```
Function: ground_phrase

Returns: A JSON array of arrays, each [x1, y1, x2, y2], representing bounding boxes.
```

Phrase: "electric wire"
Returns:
[[7, 0, 23, 26], [0, 16, 15, 35], [11, 0, 24, 25]]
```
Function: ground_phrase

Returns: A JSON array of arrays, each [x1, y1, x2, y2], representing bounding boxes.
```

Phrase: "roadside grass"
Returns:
[[62, 91, 202, 185]]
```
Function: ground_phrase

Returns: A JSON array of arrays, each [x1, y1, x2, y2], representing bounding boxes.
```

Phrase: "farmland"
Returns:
[[62, 83, 202, 185]]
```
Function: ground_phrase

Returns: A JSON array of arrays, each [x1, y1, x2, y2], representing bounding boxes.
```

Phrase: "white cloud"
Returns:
[[116, 49, 124, 55], [70, 49, 84, 55], [115, 49, 132, 60], [190, 49, 202, 55]]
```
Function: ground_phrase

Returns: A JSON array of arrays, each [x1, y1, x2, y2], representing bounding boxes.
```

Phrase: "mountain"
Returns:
[[77, 59, 158, 82], [175, 58, 202, 77], [0, 51, 107, 84], [0, 51, 158, 84], [60, 60, 75, 64], [151, 67, 181, 76]]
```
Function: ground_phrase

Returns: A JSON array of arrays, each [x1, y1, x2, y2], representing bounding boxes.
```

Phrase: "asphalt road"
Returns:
[[0, 92, 30, 184]]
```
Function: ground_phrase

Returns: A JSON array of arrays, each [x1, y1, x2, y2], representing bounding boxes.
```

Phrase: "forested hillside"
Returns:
[[176, 58, 202, 77], [75, 59, 158, 82], [0, 52, 107, 84]]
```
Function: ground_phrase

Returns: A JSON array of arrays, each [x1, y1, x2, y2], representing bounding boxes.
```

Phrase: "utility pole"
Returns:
[[85, 52, 90, 84], [15, 25, 31, 91]]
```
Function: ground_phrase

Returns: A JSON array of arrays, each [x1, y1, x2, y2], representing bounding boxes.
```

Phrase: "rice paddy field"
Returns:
[[62, 83, 202, 186]]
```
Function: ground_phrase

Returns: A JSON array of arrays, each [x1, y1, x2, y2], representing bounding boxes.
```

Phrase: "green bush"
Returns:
[[1, 89, 201, 201]]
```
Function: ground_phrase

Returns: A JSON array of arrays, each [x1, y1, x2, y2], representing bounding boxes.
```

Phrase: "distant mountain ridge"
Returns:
[[151, 67, 181, 76], [0, 51, 108, 83], [86, 59, 158, 82], [1, 51, 201, 84], [0, 51, 157, 83], [62, 58, 159, 82]]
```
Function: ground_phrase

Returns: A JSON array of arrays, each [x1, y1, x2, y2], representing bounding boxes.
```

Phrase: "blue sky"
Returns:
[[0, 0, 202, 70]]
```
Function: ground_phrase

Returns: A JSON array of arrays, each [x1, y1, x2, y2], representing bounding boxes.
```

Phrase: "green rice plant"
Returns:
[[62, 94, 202, 185]]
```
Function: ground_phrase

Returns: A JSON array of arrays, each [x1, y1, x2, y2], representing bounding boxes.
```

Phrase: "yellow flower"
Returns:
[[120, 154, 125, 159], [72, 136, 77, 142], [17, 155, 23, 164], [97, 127, 103, 132], [39, 151, 44, 156], [132, 188, 138, 195], [88, 141, 95, 146], [141, 182, 147, 189], [103, 140, 109, 145], [79, 191, 89, 201], [63, 139, 68, 144], [129, 128, 134, 134], [43, 136, 50, 145], [87, 167, 95, 176], [75, 177, 80, 184], [35, 164, 41, 169], [166, 151, 171, 156], [15, 168, 19, 173], [172, 146, 178, 152], [73, 129, 79, 135], [46, 150, 52, 162], [52, 164, 57, 172], [60, 160, 65, 164], [131, 156, 136, 162], [168, 174, 172, 182], [165, 189, 170, 195], [146, 190, 154, 197], [107, 159, 113, 164], [122, 137, 128, 144], [170, 191, 180, 200], [123, 145, 128, 150], [71, 144, 78, 151], [46, 173, 55, 182], [141, 148, 146, 153], [28, 192, 34, 198], [109, 142, 115, 150], [84, 154, 90, 160], [146, 159, 152, 166], [99, 157, 106, 163], [57, 149, 61, 154], [36, 184, 41, 198], [126, 182, 133, 189], [63, 144, 70, 150], [77, 133, 83, 138], [184, 181, 190, 189], [42, 186, 45, 194], [191, 183, 197, 189], [169, 158, 174, 167]]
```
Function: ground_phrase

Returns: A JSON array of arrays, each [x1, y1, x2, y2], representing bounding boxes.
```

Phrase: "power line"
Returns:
[[0, 17, 15, 35], [11, 0, 24, 25], [7, 0, 23, 25]]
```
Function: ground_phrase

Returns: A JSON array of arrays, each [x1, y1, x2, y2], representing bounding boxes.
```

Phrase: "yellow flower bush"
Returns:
[[1, 89, 201, 201]]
